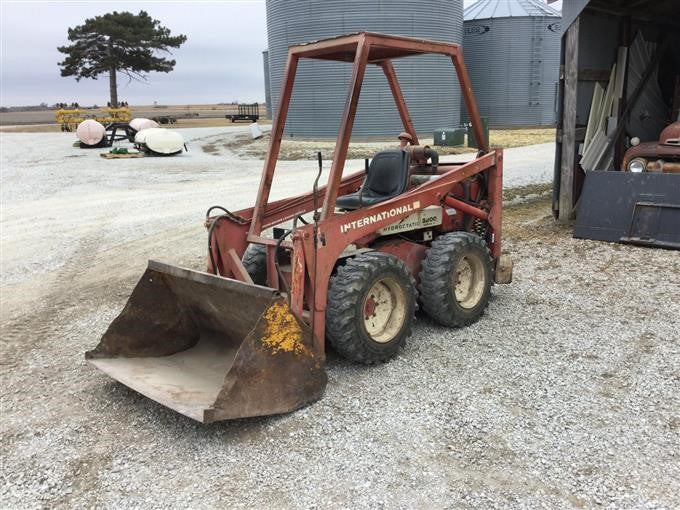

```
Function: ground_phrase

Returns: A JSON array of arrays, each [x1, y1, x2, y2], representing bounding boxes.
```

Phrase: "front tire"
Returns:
[[242, 243, 292, 287], [242, 244, 267, 285], [419, 232, 492, 327], [326, 252, 416, 364]]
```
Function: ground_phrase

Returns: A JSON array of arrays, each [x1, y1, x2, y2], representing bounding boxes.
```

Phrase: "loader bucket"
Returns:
[[86, 260, 326, 423]]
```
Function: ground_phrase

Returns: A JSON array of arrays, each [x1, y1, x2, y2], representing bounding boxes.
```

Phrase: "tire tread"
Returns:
[[419, 232, 492, 327], [326, 252, 416, 364], [242, 244, 267, 285]]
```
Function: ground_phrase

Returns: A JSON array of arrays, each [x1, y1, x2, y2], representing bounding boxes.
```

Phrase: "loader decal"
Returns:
[[261, 302, 309, 355], [340, 201, 421, 234], [377, 206, 443, 235]]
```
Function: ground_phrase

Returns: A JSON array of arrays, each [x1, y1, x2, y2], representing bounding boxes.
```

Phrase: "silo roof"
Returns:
[[464, 0, 560, 20]]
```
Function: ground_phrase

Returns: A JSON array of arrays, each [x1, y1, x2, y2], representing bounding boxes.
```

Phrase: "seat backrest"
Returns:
[[364, 150, 410, 196]]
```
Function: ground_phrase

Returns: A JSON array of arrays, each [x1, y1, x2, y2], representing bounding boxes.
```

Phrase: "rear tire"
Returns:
[[326, 252, 416, 364], [419, 232, 492, 327]]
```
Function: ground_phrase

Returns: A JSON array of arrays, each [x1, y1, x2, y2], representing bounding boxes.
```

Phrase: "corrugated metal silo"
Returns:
[[262, 50, 272, 119], [266, 0, 464, 138], [463, 0, 561, 127]]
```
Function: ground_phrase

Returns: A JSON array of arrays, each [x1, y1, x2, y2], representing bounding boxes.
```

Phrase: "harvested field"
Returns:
[[0, 117, 272, 133], [1, 126, 678, 509], [0, 103, 268, 128], [202, 126, 555, 161]]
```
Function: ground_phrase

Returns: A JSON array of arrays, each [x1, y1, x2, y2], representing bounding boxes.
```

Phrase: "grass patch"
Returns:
[[219, 127, 556, 160], [503, 182, 553, 203], [489, 128, 555, 148]]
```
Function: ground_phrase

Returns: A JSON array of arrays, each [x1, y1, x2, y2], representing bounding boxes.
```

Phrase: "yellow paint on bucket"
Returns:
[[262, 302, 308, 355]]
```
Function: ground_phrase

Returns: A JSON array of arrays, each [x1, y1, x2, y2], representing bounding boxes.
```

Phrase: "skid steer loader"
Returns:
[[86, 32, 512, 423]]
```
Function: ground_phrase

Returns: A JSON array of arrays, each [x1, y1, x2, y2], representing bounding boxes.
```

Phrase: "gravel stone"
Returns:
[[1, 127, 678, 509]]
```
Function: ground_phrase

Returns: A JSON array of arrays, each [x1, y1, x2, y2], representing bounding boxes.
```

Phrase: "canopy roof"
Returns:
[[290, 32, 459, 63]]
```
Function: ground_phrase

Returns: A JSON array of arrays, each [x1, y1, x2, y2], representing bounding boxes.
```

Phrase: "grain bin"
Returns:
[[265, 0, 464, 138], [463, 0, 561, 127]]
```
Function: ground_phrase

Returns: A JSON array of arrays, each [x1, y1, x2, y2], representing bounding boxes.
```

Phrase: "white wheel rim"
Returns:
[[362, 277, 407, 343], [454, 255, 485, 309]]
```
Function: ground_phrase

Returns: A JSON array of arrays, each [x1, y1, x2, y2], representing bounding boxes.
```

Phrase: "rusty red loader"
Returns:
[[86, 32, 512, 423]]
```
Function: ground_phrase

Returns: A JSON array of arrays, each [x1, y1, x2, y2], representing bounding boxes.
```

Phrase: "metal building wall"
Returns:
[[462, 16, 561, 127], [262, 50, 272, 119], [266, 0, 463, 138]]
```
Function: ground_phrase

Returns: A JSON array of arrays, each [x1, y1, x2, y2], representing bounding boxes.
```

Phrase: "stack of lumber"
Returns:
[[580, 48, 627, 171], [580, 33, 666, 172]]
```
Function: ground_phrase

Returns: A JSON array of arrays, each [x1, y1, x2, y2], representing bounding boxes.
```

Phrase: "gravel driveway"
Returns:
[[1, 127, 678, 508]]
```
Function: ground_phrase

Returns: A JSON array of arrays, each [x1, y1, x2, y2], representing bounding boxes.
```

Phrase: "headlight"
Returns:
[[628, 158, 646, 173]]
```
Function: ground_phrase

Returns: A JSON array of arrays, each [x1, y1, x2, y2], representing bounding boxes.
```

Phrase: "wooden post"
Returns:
[[558, 17, 579, 222]]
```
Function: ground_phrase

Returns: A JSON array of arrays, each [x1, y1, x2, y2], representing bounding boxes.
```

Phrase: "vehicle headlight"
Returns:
[[628, 158, 646, 173]]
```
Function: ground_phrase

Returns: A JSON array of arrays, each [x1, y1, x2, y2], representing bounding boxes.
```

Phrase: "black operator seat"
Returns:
[[336, 149, 411, 210]]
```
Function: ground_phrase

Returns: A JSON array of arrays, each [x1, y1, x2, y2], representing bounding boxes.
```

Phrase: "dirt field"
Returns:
[[1, 127, 678, 508]]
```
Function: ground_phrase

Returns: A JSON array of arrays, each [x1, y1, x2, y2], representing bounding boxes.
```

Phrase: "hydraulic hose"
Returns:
[[207, 215, 224, 276], [205, 205, 247, 276]]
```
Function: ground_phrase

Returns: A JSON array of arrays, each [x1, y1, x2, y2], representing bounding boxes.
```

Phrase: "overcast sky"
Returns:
[[0, 0, 562, 107]]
